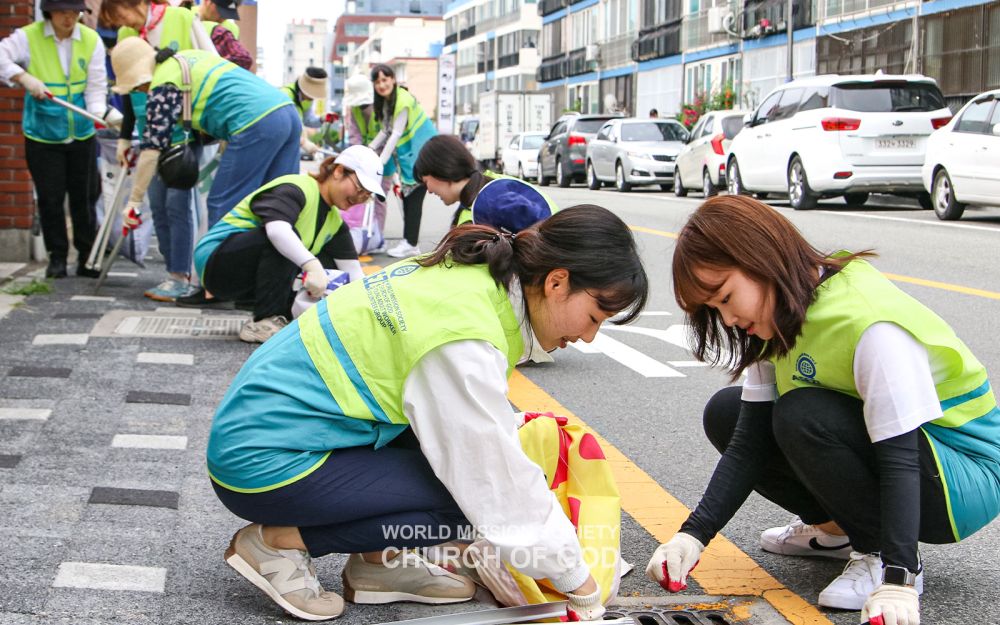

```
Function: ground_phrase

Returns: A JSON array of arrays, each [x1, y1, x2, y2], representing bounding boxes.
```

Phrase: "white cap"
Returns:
[[335, 145, 385, 201], [343, 73, 374, 108]]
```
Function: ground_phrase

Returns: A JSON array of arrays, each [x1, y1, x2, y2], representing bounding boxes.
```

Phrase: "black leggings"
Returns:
[[402, 185, 426, 246], [704, 386, 955, 554]]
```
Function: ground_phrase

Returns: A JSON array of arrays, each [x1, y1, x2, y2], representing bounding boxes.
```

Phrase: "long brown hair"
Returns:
[[99, 0, 166, 29], [310, 156, 352, 184], [419, 204, 648, 325], [672, 195, 871, 377]]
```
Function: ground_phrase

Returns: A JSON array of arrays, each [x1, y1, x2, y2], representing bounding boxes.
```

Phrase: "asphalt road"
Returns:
[[465, 183, 1000, 625]]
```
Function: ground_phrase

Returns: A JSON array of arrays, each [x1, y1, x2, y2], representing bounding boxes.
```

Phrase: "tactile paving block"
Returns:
[[8, 366, 72, 378], [125, 391, 191, 406], [88, 487, 180, 510]]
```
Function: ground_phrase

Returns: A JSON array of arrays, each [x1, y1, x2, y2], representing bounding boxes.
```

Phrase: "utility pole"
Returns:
[[786, 0, 794, 81]]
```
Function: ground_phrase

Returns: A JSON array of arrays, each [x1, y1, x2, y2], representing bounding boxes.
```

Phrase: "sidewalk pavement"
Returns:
[[0, 255, 663, 625]]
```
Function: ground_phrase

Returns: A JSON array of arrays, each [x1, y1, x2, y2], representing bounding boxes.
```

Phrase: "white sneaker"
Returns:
[[818, 551, 923, 611], [760, 516, 853, 559], [341, 552, 475, 605], [239, 315, 289, 343], [386, 241, 420, 258]]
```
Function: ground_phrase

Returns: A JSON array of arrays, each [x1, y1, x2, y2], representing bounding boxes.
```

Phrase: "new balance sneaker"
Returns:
[[239, 315, 289, 343], [224, 524, 345, 621], [760, 516, 853, 559], [386, 241, 420, 258], [341, 552, 476, 605], [144, 279, 198, 302], [818, 551, 923, 611]]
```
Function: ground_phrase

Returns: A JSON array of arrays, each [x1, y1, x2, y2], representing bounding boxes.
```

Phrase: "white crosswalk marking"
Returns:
[[52, 562, 166, 593], [137, 352, 194, 365], [112, 434, 188, 450], [571, 333, 685, 377], [0, 408, 51, 420], [33, 333, 89, 346], [71, 295, 115, 302]]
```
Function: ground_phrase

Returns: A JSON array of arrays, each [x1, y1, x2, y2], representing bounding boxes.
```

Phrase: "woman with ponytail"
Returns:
[[414, 134, 558, 231], [207, 204, 648, 622]]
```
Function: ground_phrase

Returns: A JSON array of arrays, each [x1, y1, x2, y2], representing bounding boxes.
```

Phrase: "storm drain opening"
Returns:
[[603, 609, 732, 625], [91, 311, 249, 339]]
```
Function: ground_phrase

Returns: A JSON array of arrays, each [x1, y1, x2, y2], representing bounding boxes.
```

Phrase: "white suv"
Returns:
[[727, 74, 952, 209]]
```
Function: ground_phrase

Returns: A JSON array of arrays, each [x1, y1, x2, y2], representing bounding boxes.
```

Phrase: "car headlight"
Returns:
[[627, 151, 652, 160]]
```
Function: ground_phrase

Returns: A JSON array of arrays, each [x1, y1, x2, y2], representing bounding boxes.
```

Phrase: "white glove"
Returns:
[[861, 584, 920, 625], [121, 201, 143, 230], [565, 585, 605, 622], [16, 72, 48, 99], [116, 139, 133, 168], [645, 532, 705, 592], [301, 139, 319, 155], [103, 107, 124, 129], [301, 258, 327, 299]]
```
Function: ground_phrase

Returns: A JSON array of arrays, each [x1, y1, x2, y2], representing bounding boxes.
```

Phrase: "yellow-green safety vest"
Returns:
[[388, 86, 437, 186]]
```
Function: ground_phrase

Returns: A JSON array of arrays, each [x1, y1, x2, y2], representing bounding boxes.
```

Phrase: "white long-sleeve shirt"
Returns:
[[0, 21, 107, 116], [400, 285, 589, 593]]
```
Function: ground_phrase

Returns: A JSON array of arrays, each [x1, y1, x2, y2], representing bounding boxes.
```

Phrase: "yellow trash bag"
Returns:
[[468, 412, 623, 609]]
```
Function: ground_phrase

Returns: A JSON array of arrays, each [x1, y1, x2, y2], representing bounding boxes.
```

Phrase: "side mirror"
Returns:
[[743, 112, 753, 127], [993, 123, 1000, 136]]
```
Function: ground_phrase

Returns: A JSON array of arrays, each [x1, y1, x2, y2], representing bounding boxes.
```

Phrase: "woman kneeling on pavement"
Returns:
[[646, 196, 1000, 625], [414, 134, 557, 230], [192, 146, 373, 344], [208, 204, 648, 621]]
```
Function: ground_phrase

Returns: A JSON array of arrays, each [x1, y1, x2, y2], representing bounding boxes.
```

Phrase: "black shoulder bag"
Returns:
[[157, 54, 199, 190]]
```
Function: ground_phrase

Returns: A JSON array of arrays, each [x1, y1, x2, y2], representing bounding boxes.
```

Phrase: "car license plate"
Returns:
[[875, 137, 915, 149]]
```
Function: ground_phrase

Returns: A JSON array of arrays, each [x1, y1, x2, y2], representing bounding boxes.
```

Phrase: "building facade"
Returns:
[[532, 0, 999, 124], [439, 0, 545, 117], [282, 19, 329, 89]]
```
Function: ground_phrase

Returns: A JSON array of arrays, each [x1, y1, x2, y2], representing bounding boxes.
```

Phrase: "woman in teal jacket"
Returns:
[[209, 205, 648, 621]]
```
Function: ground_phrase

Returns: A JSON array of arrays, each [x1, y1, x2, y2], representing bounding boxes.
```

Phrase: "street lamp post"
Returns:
[[786, 0, 794, 81]]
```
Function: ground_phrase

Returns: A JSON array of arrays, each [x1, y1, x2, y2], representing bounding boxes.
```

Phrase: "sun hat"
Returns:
[[110, 37, 157, 94], [471, 178, 552, 233], [41, 0, 86, 11], [335, 145, 386, 201], [342, 73, 374, 108], [298, 67, 328, 101], [210, 0, 241, 21]]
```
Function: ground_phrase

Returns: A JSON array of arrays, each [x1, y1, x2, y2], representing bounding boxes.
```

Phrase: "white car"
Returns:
[[727, 74, 953, 209], [922, 89, 1000, 220], [500, 132, 547, 179], [585, 118, 689, 192], [673, 109, 749, 197]]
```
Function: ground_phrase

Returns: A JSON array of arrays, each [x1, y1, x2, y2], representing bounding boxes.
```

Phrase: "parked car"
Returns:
[[673, 109, 749, 197], [727, 74, 952, 209], [500, 131, 547, 179], [537, 113, 622, 187], [922, 89, 1000, 220], [585, 118, 690, 192]]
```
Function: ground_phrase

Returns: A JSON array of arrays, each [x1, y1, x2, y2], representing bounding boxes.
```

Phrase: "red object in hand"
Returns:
[[868, 617, 885, 625], [660, 559, 699, 592], [393, 184, 402, 198], [565, 609, 580, 622]]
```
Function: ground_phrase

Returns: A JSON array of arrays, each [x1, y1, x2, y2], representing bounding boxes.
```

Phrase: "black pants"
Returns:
[[402, 185, 426, 246], [202, 228, 305, 321], [24, 137, 99, 263], [704, 386, 955, 553]]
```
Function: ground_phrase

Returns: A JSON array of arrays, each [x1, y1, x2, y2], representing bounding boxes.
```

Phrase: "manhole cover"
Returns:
[[604, 609, 731, 625], [91, 311, 248, 339]]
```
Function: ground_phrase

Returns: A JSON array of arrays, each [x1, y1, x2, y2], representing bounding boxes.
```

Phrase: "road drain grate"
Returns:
[[91, 311, 248, 339], [604, 610, 732, 625]]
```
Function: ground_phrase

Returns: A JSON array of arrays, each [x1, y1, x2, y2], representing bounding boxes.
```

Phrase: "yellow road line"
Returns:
[[508, 371, 833, 625], [629, 225, 1000, 301]]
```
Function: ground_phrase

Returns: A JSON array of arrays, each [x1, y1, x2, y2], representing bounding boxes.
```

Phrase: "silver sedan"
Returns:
[[586, 118, 690, 192]]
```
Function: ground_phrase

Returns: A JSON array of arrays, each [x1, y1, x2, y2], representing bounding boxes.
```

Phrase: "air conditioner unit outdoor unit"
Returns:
[[585, 43, 600, 62], [707, 7, 732, 34]]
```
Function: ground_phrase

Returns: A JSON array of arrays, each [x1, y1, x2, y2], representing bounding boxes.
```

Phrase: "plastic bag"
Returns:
[[291, 268, 350, 318]]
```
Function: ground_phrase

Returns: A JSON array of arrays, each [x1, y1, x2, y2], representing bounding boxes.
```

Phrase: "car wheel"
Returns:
[[932, 169, 966, 221], [703, 170, 717, 197], [587, 162, 601, 190], [843, 192, 869, 206], [615, 162, 632, 192], [517, 164, 524, 180], [673, 168, 687, 197], [916, 192, 933, 211], [556, 158, 571, 188], [537, 162, 549, 187], [787, 156, 818, 210], [727, 159, 747, 196]]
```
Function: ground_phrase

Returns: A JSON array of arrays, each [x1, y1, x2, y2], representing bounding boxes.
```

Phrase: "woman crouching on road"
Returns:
[[208, 204, 648, 621], [192, 146, 376, 344], [646, 195, 1000, 625]]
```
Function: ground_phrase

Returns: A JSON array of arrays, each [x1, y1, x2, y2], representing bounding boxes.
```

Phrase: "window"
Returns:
[[956, 98, 995, 134], [550, 121, 567, 137], [336, 43, 348, 55], [596, 123, 612, 140], [990, 100, 1000, 130], [754, 91, 783, 125], [799, 88, 829, 112], [770, 88, 804, 122], [831, 82, 947, 113], [700, 115, 714, 136], [345, 23, 369, 37], [721, 115, 744, 139], [620, 121, 687, 141], [522, 134, 544, 149], [309, 41, 314, 49]]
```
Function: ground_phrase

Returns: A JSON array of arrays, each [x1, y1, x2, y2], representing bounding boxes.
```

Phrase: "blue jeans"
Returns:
[[207, 105, 302, 226], [147, 172, 195, 276]]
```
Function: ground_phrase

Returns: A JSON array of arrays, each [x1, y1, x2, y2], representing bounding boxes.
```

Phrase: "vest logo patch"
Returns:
[[793, 353, 820, 385], [389, 264, 418, 278], [78, 58, 86, 70]]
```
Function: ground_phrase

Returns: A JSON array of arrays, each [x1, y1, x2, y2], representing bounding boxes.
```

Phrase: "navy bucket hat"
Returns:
[[471, 179, 552, 233]]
